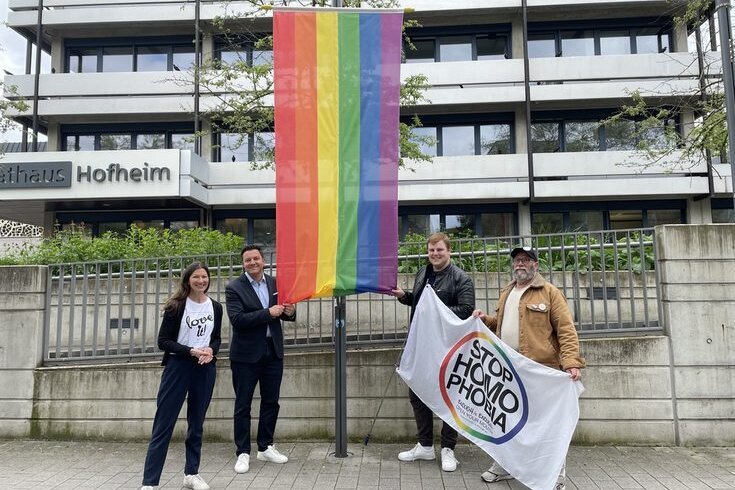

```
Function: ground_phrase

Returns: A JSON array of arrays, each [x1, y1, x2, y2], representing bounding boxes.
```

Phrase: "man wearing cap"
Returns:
[[472, 246, 585, 490]]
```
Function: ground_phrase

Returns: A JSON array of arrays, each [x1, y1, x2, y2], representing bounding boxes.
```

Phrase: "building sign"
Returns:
[[76, 163, 171, 183], [0, 149, 181, 200], [0, 162, 72, 188]]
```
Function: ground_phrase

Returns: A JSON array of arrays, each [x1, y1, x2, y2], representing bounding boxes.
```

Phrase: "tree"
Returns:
[[601, 0, 726, 170], [0, 82, 29, 144], [189, 0, 434, 169]]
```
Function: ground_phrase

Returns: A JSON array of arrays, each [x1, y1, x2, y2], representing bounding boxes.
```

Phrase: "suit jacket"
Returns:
[[158, 298, 223, 366], [225, 272, 296, 363]]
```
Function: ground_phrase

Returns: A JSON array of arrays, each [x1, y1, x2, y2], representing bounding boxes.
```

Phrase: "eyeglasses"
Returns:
[[513, 257, 534, 265]]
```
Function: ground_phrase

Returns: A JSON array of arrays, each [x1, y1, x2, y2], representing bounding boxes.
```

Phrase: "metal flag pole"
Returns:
[[331, 0, 349, 459], [715, 0, 735, 214], [333, 295, 348, 457]]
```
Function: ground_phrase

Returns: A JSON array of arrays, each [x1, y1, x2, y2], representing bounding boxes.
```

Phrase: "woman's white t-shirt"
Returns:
[[177, 297, 215, 349]]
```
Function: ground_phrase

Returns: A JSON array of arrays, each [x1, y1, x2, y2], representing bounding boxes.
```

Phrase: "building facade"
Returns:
[[2, 0, 733, 244]]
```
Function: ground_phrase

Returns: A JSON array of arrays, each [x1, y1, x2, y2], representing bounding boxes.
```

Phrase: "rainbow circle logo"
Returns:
[[439, 331, 529, 444]]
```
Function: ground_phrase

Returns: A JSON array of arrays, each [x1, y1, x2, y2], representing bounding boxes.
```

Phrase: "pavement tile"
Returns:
[[0, 441, 733, 489]]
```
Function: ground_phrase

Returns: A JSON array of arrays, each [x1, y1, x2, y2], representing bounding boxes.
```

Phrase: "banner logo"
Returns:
[[439, 332, 529, 444]]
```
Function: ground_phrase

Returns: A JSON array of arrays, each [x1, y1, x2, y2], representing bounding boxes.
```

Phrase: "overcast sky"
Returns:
[[1, 0, 45, 143]]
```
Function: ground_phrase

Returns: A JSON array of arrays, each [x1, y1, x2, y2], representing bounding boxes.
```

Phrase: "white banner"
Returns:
[[397, 286, 584, 490]]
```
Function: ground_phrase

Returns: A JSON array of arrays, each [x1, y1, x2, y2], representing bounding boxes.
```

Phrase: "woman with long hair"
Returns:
[[141, 262, 222, 490]]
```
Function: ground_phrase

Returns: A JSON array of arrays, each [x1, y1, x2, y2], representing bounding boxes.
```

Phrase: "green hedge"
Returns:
[[0, 225, 243, 266]]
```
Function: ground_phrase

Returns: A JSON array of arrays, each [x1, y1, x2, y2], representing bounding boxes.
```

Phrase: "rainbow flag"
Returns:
[[274, 8, 403, 303]]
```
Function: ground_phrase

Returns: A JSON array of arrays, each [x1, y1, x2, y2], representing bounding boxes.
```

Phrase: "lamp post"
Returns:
[[715, 0, 735, 214]]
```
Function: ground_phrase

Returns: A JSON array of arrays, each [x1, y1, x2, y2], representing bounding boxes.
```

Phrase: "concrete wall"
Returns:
[[0, 267, 47, 437], [656, 224, 735, 445], [1, 224, 734, 445]]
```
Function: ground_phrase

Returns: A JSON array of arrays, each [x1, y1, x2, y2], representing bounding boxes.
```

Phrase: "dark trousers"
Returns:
[[231, 338, 283, 455], [409, 389, 457, 449], [142, 356, 216, 486]]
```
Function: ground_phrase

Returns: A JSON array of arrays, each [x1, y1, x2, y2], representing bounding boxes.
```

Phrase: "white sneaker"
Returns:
[[440, 447, 458, 471], [257, 445, 289, 463], [140, 487, 156, 490], [234, 453, 250, 473], [398, 443, 435, 462], [182, 474, 210, 490], [555, 482, 566, 490]]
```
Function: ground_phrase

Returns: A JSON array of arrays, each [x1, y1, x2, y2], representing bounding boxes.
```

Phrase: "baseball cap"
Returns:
[[510, 246, 538, 261]]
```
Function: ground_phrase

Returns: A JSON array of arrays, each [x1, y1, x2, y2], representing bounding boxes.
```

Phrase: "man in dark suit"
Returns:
[[226, 245, 296, 474]]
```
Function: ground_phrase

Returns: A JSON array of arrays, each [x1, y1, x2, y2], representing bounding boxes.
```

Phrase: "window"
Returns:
[[528, 33, 557, 58], [635, 27, 669, 54], [531, 122, 560, 153], [252, 50, 273, 67], [253, 219, 276, 250], [65, 135, 94, 151], [67, 48, 97, 73], [219, 133, 249, 162], [609, 210, 642, 229], [569, 211, 604, 232], [528, 23, 673, 58], [440, 126, 475, 156], [599, 30, 632, 55], [136, 46, 168, 71], [646, 209, 682, 227], [100, 134, 132, 151], [405, 39, 436, 63], [439, 36, 473, 62], [63, 126, 195, 152], [102, 47, 133, 72], [254, 132, 275, 162], [561, 30, 594, 57], [173, 46, 196, 71], [479, 213, 514, 237], [445, 214, 475, 235], [410, 126, 437, 157], [480, 124, 511, 154], [171, 134, 195, 151], [215, 37, 273, 67], [136, 134, 166, 150], [565, 121, 599, 152], [98, 222, 128, 235], [604, 119, 636, 150], [477, 34, 508, 60], [217, 218, 248, 239], [532, 213, 564, 234], [65, 38, 195, 73]]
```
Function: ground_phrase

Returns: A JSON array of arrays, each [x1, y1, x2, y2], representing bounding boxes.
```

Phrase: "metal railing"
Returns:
[[42, 228, 661, 364]]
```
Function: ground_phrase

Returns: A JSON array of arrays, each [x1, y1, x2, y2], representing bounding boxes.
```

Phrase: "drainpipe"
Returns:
[[715, 0, 735, 213], [31, 0, 43, 152], [521, 0, 535, 203], [194, 0, 201, 156]]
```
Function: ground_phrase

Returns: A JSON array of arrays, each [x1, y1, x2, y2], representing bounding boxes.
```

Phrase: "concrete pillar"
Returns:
[[514, 106, 528, 153], [656, 224, 735, 445], [46, 121, 61, 151], [671, 22, 688, 53], [51, 37, 64, 74], [518, 200, 531, 235], [687, 197, 713, 224], [511, 16, 524, 60], [0, 266, 47, 437]]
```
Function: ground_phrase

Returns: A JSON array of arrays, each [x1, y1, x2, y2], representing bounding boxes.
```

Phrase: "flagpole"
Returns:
[[331, 0, 349, 460]]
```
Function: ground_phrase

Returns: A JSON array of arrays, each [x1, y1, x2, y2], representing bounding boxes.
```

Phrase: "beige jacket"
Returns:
[[482, 273, 586, 371]]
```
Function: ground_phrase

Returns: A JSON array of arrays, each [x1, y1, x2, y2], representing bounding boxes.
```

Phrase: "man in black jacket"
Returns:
[[226, 245, 296, 474], [391, 232, 475, 472]]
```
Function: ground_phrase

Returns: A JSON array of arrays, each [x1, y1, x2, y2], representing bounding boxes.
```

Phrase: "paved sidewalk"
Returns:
[[1, 440, 733, 489]]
